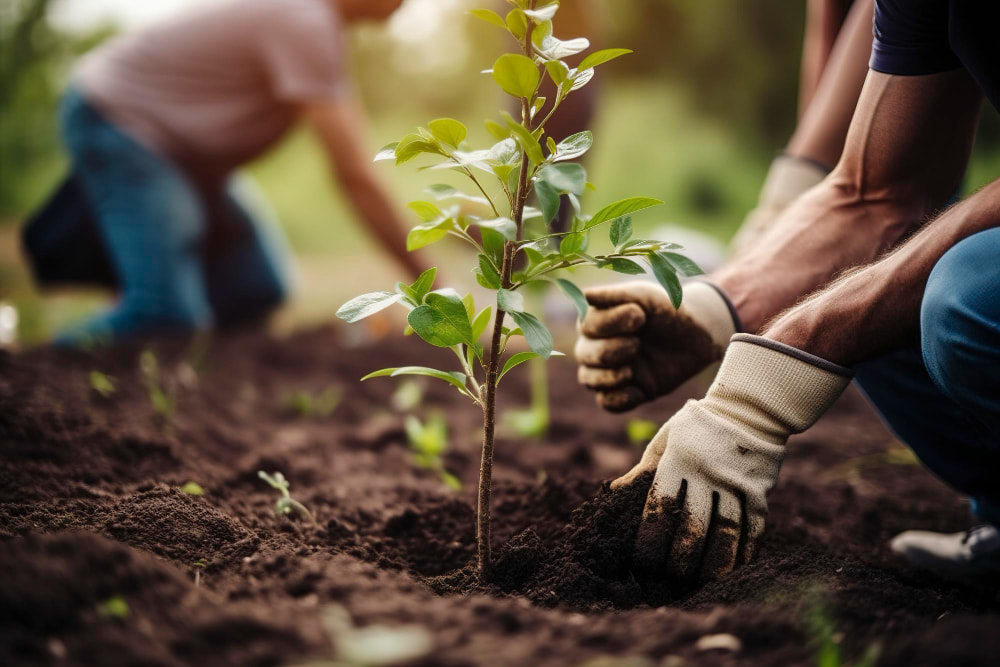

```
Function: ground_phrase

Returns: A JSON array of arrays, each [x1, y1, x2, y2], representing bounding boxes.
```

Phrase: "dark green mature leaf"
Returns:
[[409, 267, 437, 301], [336, 291, 402, 323], [538, 163, 586, 195], [481, 227, 505, 265], [610, 216, 632, 247], [586, 196, 663, 229], [497, 288, 525, 313], [599, 257, 646, 275], [474, 217, 517, 241], [374, 142, 398, 162], [552, 131, 592, 162], [560, 232, 585, 256], [555, 278, 587, 321], [578, 48, 633, 71], [492, 53, 540, 98], [477, 255, 501, 289], [425, 288, 475, 337], [509, 311, 553, 359], [534, 179, 560, 225], [661, 251, 704, 277], [428, 118, 467, 148], [469, 8, 506, 29], [408, 295, 473, 347], [649, 253, 683, 309]]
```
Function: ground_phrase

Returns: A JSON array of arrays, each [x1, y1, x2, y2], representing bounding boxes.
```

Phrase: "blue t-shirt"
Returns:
[[870, 1, 998, 111]]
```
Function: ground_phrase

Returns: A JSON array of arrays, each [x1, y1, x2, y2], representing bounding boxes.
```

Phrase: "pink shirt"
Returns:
[[73, 0, 348, 179]]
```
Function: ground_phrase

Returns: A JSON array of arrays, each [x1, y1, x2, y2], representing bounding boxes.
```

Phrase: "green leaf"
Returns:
[[408, 304, 470, 347], [476, 254, 501, 289], [488, 137, 520, 165], [509, 311, 553, 359], [462, 292, 476, 321], [499, 349, 566, 381], [503, 112, 545, 165], [395, 134, 441, 165], [365, 366, 469, 395], [374, 142, 398, 162], [470, 8, 506, 28], [555, 278, 587, 321], [472, 306, 493, 339], [481, 227, 505, 265], [536, 35, 590, 60], [485, 119, 510, 140], [599, 257, 646, 275], [473, 217, 517, 241], [425, 184, 489, 207], [337, 291, 403, 323], [552, 131, 592, 162], [428, 118, 467, 148], [586, 196, 664, 229], [559, 231, 585, 256], [610, 216, 632, 247], [660, 251, 704, 277], [505, 8, 527, 40], [424, 289, 475, 341], [439, 470, 463, 491], [578, 48, 633, 71], [534, 179, 560, 225], [408, 201, 444, 222], [180, 481, 204, 496], [492, 53, 540, 98], [626, 418, 660, 444], [544, 60, 570, 87], [523, 3, 559, 22], [538, 163, 586, 195], [649, 253, 683, 309], [570, 66, 596, 91], [497, 288, 524, 313], [406, 222, 451, 251]]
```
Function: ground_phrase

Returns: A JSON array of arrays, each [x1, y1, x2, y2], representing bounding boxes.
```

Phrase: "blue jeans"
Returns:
[[56, 87, 294, 345], [855, 228, 1000, 525]]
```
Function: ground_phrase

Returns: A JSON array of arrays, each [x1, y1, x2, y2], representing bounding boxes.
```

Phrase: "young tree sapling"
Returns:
[[258, 470, 317, 525], [337, 1, 701, 575]]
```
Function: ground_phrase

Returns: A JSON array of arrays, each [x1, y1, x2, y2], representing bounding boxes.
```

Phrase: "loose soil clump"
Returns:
[[1, 327, 997, 666]]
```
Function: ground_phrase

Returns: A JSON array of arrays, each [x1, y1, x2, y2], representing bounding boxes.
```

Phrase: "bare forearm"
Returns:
[[765, 178, 1000, 365], [798, 0, 850, 115]]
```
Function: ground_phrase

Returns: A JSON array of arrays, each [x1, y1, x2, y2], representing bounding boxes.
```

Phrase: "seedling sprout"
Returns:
[[258, 470, 317, 525], [89, 370, 116, 398], [405, 413, 462, 490]]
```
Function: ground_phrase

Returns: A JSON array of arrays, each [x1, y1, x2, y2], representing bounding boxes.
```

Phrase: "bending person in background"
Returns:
[[28, 0, 418, 346]]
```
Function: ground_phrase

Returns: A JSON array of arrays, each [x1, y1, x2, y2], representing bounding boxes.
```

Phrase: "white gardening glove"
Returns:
[[729, 155, 828, 255], [618, 334, 852, 583], [574, 281, 739, 412]]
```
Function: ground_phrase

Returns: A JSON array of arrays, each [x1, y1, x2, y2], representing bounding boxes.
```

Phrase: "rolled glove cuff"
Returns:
[[679, 281, 741, 349], [703, 334, 853, 437]]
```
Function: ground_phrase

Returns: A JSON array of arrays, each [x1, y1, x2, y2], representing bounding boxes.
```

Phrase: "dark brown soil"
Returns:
[[1, 326, 997, 666]]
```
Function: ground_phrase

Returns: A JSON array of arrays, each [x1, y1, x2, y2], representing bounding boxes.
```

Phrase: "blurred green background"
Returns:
[[2, 0, 998, 345]]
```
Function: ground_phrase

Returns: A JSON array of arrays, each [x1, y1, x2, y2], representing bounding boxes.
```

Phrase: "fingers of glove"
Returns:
[[595, 386, 647, 413], [580, 303, 646, 338], [740, 508, 767, 566], [584, 282, 669, 310], [664, 483, 715, 583], [578, 365, 633, 390], [610, 424, 669, 490], [574, 335, 640, 368], [698, 493, 742, 582]]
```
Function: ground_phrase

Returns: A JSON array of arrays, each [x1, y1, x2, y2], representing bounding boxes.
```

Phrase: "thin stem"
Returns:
[[461, 166, 501, 218]]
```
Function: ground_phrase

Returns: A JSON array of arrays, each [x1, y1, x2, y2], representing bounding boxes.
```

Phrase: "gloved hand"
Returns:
[[729, 155, 828, 255], [619, 334, 852, 582], [574, 281, 739, 412]]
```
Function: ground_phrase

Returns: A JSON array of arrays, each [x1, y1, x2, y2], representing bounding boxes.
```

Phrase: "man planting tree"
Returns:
[[579, 0, 1000, 583], [25, 0, 417, 345]]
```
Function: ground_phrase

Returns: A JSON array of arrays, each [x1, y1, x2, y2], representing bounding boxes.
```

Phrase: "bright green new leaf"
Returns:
[[505, 8, 527, 40], [559, 231, 585, 256], [626, 418, 660, 444], [509, 311, 553, 359], [408, 201, 444, 222], [661, 251, 704, 277], [395, 134, 441, 165], [409, 267, 437, 301], [374, 142, 398, 162], [406, 221, 451, 251], [523, 3, 559, 22], [336, 291, 403, 323], [492, 53, 540, 98], [552, 131, 593, 162], [498, 349, 564, 381], [544, 59, 570, 87], [472, 306, 493, 339], [485, 119, 510, 140], [534, 179, 560, 225], [610, 216, 632, 247], [181, 481, 205, 496], [555, 278, 587, 321], [649, 253, 683, 309], [474, 217, 517, 241], [462, 293, 475, 321], [497, 288, 524, 313], [425, 184, 489, 207], [538, 163, 586, 195], [505, 120, 545, 165], [470, 8, 506, 29], [578, 48, 633, 71], [586, 196, 664, 229], [600, 257, 646, 275], [428, 118, 467, 148], [362, 366, 469, 395]]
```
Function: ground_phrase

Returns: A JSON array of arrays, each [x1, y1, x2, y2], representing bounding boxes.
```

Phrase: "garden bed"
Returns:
[[1, 326, 997, 666]]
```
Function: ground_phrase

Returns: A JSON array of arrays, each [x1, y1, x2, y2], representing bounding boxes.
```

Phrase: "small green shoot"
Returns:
[[405, 414, 462, 490], [180, 481, 205, 496], [140, 349, 175, 425], [192, 557, 207, 586], [89, 370, 116, 398], [283, 386, 343, 418], [805, 587, 881, 667], [96, 594, 130, 620], [626, 419, 659, 444], [390, 380, 424, 412], [257, 470, 317, 525]]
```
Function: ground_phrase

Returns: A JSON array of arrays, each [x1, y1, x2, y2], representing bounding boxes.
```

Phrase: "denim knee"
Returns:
[[920, 229, 1000, 414]]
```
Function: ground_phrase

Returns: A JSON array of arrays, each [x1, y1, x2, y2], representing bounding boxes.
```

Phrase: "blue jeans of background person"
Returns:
[[855, 228, 1000, 525], [56, 87, 294, 345]]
